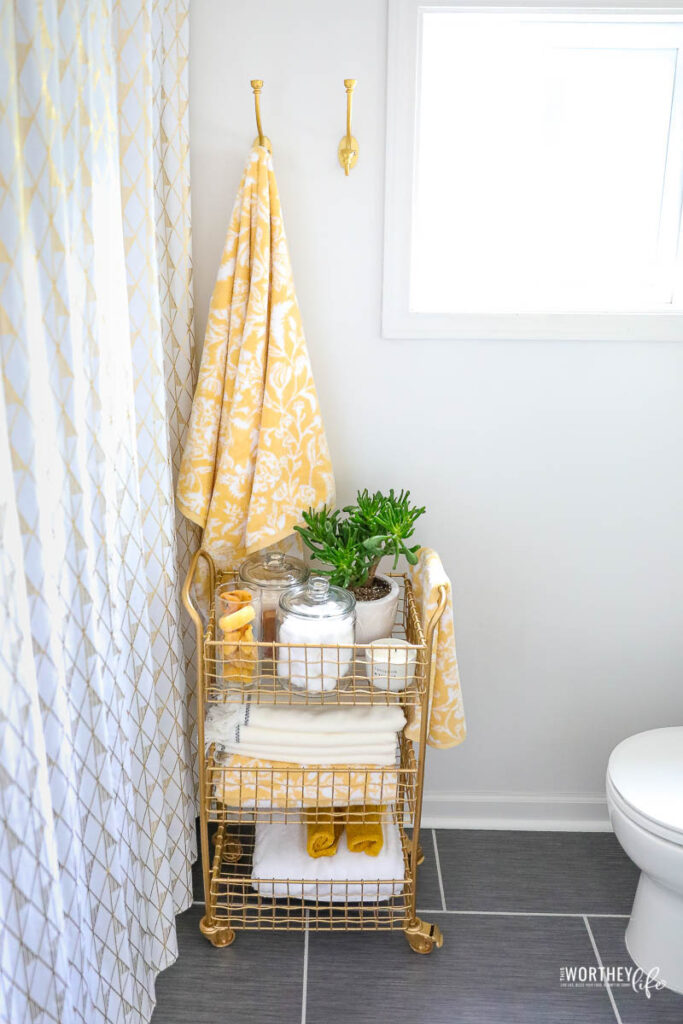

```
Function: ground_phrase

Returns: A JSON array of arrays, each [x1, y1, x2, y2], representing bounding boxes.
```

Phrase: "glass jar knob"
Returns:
[[309, 577, 330, 601], [265, 551, 285, 569]]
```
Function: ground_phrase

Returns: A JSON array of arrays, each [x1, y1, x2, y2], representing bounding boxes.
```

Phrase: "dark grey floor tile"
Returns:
[[436, 830, 639, 914], [306, 913, 616, 1024], [588, 916, 683, 1024], [410, 827, 444, 912], [151, 903, 305, 1023]]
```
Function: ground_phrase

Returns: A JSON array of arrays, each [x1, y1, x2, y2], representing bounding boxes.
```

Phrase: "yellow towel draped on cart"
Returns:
[[176, 144, 334, 567], [405, 548, 466, 749]]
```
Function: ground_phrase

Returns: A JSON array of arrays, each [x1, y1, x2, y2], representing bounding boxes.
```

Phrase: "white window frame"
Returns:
[[383, 0, 683, 340]]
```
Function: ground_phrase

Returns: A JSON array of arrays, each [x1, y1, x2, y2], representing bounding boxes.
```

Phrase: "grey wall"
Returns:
[[189, 0, 683, 827]]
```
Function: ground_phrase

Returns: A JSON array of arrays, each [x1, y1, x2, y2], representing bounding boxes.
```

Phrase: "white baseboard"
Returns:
[[421, 792, 611, 832]]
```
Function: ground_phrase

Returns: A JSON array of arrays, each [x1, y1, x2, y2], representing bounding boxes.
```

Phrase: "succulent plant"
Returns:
[[295, 489, 425, 591]]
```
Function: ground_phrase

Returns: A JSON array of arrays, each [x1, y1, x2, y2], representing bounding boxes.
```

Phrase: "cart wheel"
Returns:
[[416, 843, 425, 866], [404, 919, 443, 955], [210, 927, 236, 948], [199, 915, 236, 948]]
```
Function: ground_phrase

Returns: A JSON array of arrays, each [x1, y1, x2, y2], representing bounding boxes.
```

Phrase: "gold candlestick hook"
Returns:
[[250, 79, 271, 151], [338, 78, 358, 175]]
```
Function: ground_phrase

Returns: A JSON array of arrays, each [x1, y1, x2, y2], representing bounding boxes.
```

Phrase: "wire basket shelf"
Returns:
[[203, 571, 429, 707], [208, 816, 413, 931], [205, 732, 418, 825]]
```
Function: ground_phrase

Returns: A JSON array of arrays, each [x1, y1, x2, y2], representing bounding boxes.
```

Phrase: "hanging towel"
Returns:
[[405, 548, 466, 749], [176, 143, 334, 569], [306, 808, 343, 858], [345, 806, 384, 857], [251, 819, 404, 902], [212, 754, 399, 809]]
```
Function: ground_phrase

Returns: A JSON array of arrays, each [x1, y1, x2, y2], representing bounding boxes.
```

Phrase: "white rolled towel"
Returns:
[[251, 819, 404, 902]]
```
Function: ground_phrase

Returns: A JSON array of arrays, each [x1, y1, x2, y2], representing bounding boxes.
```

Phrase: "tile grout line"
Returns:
[[301, 910, 309, 1024], [431, 829, 448, 912], [416, 908, 631, 919], [583, 915, 624, 1024], [190, 898, 629, 919]]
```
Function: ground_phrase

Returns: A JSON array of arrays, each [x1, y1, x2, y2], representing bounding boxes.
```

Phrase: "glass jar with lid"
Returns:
[[239, 550, 309, 645], [276, 577, 356, 692]]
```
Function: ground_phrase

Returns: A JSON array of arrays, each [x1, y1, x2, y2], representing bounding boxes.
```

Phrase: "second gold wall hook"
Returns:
[[338, 79, 358, 175]]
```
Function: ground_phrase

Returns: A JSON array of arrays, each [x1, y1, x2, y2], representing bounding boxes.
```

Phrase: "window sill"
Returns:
[[381, 308, 683, 342]]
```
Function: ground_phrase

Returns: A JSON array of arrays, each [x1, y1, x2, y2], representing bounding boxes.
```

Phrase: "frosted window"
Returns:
[[411, 14, 683, 313]]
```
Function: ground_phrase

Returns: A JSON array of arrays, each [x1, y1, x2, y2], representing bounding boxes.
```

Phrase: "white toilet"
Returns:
[[606, 726, 683, 994]]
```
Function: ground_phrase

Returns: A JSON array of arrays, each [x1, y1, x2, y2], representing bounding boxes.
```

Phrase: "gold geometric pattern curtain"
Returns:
[[0, 1, 198, 1021]]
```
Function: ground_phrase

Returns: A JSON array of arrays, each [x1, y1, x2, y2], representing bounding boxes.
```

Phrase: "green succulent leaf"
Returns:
[[294, 490, 425, 591]]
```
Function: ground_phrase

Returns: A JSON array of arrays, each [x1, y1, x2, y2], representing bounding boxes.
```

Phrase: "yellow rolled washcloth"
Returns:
[[346, 806, 385, 857], [219, 604, 255, 633], [306, 809, 343, 859], [220, 600, 257, 681]]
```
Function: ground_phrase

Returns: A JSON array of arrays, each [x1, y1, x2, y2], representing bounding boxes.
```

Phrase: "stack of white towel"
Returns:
[[204, 702, 406, 768], [251, 818, 405, 902]]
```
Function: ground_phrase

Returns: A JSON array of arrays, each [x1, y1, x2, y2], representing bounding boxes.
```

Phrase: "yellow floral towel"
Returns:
[[346, 806, 384, 856], [213, 755, 398, 808], [176, 144, 334, 568], [405, 548, 466, 749], [306, 809, 343, 858]]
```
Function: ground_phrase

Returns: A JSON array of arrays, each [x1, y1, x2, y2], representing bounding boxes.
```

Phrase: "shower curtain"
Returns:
[[0, 1, 199, 1021]]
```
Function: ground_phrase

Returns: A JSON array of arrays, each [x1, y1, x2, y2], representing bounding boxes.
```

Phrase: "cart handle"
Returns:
[[181, 548, 216, 637]]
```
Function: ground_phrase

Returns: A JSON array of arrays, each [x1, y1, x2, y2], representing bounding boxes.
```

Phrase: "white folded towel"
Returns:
[[251, 819, 405, 902], [206, 701, 406, 737], [205, 702, 403, 767], [225, 743, 398, 767], [217, 725, 398, 750]]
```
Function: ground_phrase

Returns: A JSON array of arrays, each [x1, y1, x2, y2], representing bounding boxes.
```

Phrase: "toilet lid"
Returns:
[[608, 727, 683, 839]]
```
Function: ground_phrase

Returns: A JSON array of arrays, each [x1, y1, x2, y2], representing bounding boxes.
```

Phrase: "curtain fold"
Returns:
[[0, 1, 197, 1021]]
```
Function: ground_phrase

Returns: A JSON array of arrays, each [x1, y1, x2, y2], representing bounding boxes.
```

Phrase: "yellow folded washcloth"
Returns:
[[345, 806, 384, 857], [306, 809, 343, 858]]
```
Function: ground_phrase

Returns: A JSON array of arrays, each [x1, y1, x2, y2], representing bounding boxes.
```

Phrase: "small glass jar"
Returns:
[[239, 550, 309, 645], [215, 584, 258, 682], [276, 576, 356, 692]]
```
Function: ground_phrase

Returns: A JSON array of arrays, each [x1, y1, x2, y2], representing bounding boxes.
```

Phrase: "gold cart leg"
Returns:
[[404, 918, 443, 955], [199, 915, 236, 948]]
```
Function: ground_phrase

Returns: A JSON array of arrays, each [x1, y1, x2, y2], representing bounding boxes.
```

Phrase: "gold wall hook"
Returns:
[[338, 78, 358, 175], [250, 79, 272, 151]]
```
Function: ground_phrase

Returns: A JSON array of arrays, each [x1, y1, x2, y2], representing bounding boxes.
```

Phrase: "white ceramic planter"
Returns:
[[353, 574, 400, 644]]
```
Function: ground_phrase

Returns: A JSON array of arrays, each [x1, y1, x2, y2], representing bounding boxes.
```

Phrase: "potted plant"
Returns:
[[294, 489, 425, 643]]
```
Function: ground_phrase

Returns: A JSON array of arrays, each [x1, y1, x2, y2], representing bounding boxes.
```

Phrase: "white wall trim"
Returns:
[[421, 792, 611, 831]]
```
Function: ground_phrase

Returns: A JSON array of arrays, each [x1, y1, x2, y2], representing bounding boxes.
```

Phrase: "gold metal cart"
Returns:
[[182, 550, 447, 954]]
